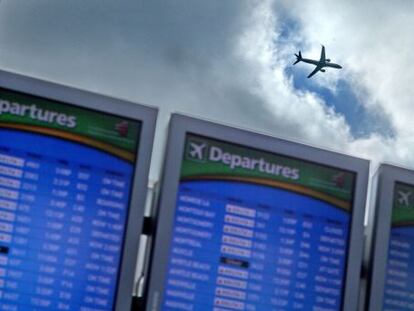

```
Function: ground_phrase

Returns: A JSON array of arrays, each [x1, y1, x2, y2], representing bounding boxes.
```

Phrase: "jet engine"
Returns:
[[321, 69, 326, 72], [326, 59, 331, 62]]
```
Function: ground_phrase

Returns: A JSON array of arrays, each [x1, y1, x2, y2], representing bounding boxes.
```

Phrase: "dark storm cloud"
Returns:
[[1, 0, 297, 178], [0, 0, 249, 84]]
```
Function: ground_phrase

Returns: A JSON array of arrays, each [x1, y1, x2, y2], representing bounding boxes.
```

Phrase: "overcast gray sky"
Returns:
[[1, 0, 413, 180]]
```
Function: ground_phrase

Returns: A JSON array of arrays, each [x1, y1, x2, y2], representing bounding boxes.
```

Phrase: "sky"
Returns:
[[0, 0, 413, 182]]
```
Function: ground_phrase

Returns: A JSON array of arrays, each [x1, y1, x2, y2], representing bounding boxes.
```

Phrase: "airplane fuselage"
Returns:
[[294, 46, 342, 78], [301, 58, 342, 69]]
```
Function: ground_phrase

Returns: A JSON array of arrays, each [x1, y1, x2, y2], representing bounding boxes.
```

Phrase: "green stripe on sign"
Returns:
[[392, 182, 414, 226], [181, 134, 355, 204], [0, 88, 140, 152]]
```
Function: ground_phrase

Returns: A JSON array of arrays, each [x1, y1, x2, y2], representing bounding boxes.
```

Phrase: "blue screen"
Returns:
[[162, 180, 351, 310], [382, 226, 414, 310], [0, 129, 135, 310]]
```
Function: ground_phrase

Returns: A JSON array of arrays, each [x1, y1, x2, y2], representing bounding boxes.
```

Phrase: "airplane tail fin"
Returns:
[[293, 51, 302, 65]]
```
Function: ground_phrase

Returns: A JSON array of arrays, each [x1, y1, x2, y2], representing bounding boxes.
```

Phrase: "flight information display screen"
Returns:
[[0, 88, 141, 310], [382, 182, 414, 310], [161, 134, 356, 311]]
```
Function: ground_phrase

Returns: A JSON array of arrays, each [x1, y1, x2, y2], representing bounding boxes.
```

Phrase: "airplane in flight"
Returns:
[[293, 45, 342, 78]]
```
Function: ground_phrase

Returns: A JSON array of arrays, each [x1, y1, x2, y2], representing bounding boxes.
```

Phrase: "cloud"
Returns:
[[277, 0, 414, 169], [1, 0, 413, 179]]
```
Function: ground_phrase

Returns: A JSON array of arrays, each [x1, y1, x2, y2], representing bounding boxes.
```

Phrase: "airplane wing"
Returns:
[[320, 45, 326, 62], [307, 65, 322, 78]]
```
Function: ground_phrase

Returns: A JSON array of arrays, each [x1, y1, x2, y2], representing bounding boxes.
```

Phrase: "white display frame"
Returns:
[[0, 69, 157, 311], [146, 113, 369, 311]]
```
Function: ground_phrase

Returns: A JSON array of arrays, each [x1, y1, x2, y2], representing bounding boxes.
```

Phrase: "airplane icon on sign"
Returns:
[[398, 190, 412, 206], [189, 142, 206, 160]]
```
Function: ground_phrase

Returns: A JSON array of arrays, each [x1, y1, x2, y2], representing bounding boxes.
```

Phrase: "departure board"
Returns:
[[0, 87, 141, 310], [160, 134, 356, 311], [382, 182, 414, 310]]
